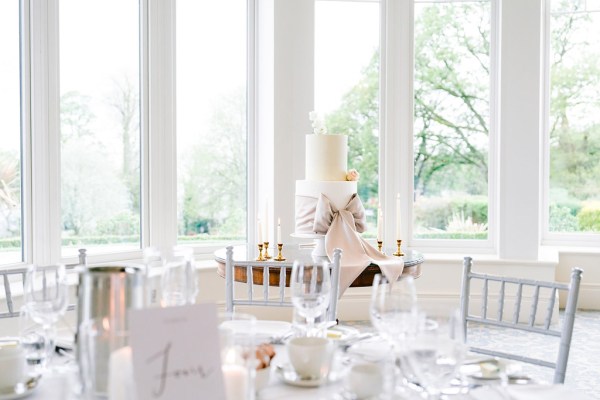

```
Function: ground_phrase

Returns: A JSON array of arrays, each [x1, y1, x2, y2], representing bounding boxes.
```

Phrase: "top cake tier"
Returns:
[[305, 134, 348, 181]]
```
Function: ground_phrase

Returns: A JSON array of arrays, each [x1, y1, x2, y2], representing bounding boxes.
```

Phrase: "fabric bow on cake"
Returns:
[[295, 193, 405, 293]]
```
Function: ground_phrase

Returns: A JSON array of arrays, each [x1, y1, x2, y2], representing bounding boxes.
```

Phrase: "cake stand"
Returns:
[[290, 233, 327, 257]]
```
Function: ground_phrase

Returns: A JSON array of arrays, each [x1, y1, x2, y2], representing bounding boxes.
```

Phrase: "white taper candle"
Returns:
[[377, 207, 383, 242], [277, 218, 282, 244], [396, 193, 401, 240]]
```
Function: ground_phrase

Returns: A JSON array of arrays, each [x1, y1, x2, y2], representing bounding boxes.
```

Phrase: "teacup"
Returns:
[[346, 362, 383, 399], [0, 339, 26, 390], [287, 337, 334, 380]]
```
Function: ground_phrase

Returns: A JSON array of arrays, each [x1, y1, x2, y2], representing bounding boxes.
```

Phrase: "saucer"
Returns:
[[0, 375, 40, 400], [275, 363, 344, 387]]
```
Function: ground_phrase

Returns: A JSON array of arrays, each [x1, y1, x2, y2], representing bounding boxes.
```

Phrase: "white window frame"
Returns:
[[540, 0, 600, 248], [381, 0, 499, 254]]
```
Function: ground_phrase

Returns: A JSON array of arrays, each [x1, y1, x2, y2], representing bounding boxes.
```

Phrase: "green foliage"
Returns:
[[96, 212, 140, 236], [577, 202, 600, 232], [326, 51, 380, 203], [179, 87, 247, 238], [414, 195, 488, 232], [0, 237, 21, 249], [549, 204, 579, 232]]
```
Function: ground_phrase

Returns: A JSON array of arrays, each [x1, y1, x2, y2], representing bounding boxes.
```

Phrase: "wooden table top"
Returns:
[[214, 245, 424, 287]]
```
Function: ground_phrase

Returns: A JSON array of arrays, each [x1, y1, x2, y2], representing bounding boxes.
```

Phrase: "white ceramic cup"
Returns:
[[346, 362, 383, 399], [0, 339, 26, 390], [287, 337, 333, 379]]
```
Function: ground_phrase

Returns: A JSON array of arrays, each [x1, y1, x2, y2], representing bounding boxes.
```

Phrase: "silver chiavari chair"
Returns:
[[0, 249, 87, 319], [225, 246, 342, 322], [460, 256, 583, 384]]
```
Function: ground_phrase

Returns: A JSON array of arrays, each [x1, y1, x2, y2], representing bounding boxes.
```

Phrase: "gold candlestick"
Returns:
[[263, 242, 272, 259], [377, 240, 383, 253], [274, 243, 286, 261], [256, 243, 265, 261], [393, 239, 404, 257]]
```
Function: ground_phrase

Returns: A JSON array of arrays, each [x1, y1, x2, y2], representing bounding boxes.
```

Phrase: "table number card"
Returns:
[[129, 303, 226, 400]]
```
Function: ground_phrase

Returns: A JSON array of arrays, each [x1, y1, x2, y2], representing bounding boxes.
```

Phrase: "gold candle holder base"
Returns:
[[393, 239, 405, 257], [256, 243, 265, 261], [377, 240, 383, 253], [274, 243, 286, 261], [263, 242, 272, 259]]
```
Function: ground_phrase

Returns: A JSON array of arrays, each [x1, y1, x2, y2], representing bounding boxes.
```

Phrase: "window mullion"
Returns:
[[147, 0, 177, 256], [30, 0, 61, 265]]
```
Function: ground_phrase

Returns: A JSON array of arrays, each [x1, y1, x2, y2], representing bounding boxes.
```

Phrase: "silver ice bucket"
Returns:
[[76, 264, 145, 395]]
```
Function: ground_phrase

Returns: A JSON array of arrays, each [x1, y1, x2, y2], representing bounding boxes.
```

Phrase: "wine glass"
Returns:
[[22, 264, 69, 370], [369, 274, 418, 345], [160, 247, 198, 307], [290, 260, 331, 336], [402, 305, 467, 399], [369, 274, 418, 396]]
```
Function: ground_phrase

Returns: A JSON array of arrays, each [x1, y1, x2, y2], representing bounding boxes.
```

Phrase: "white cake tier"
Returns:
[[305, 134, 348, 181], [296, 180, 357, 211], [295, 180, 358, 234]]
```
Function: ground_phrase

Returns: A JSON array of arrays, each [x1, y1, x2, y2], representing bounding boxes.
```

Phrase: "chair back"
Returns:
[[0, 249, 87, 319], [225, 246, 342, 322], [460, 256, 582, 383]]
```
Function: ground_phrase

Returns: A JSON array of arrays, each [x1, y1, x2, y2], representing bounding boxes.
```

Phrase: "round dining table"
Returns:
[[23, 349, 596, 400], [214, 244, 425, 287]]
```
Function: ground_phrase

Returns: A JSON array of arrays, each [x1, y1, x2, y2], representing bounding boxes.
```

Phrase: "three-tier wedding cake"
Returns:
[[293, 112, 404, 294], [294, 133, 360, 235]]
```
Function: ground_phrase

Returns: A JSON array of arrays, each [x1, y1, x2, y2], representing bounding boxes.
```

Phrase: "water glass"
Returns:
[[218, 312, 256, 400], [402, 306, 467, 399], [18, 306, 55, 375], [78, 318, 131, 399], [290, 260, 331, 336], [161, 247, 198, 307], [370, 274, 418, 345], [23, 264, 69, 326]]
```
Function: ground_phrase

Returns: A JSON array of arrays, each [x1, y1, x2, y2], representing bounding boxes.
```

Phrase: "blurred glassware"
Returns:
[[402, 305, 467, 399], [143, 247, 164, 307], [369, 274, 418, 345], [18, 306, 55, 375], [78, 317, 131, 399], [23, 264, 68, 370], [218, 312, 256, 400], [290, 260, 331, 336], [160, 246, 198, 307]]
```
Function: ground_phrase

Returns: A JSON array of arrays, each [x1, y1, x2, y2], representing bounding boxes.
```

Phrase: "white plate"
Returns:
[[0, 375, 40, 400], [346, 337, 392, 362], [274, 361, 347, 388], [327, 325, 360, 341], [220, 320, 292, 342]]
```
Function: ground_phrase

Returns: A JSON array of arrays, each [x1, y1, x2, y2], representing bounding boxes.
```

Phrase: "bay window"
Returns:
[[176, 0, 248, 247], [315, 0, 381, 236], [59, 0, 142, 256], [544, 0, 600, 243], [412, 0, 493, 245], [0, 1, 22, 264]]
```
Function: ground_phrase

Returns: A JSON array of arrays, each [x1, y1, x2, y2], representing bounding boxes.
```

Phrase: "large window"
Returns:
[[547, 1, 600, 236], [412, 0, 492, 241], [59, 0, 141, 256], [176, 0, 248, 245], [315, 0, 380, 237], [0, 2, 22, 264]]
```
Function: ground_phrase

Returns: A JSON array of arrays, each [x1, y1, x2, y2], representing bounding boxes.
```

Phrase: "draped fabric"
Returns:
[[295, 193, 404, 294]]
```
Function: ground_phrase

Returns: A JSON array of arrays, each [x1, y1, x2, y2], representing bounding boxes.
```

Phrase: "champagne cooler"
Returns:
[[76, 264, 145, 395]]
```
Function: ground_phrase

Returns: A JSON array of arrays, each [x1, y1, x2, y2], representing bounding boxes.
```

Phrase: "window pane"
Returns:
[[0, 2, 22, 264], [176, 0, 247, 245], [548, 1, 600, 233], [413, 1, 491, 240], [60, 0, 141, 255], [315, 0, 380, 237]]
